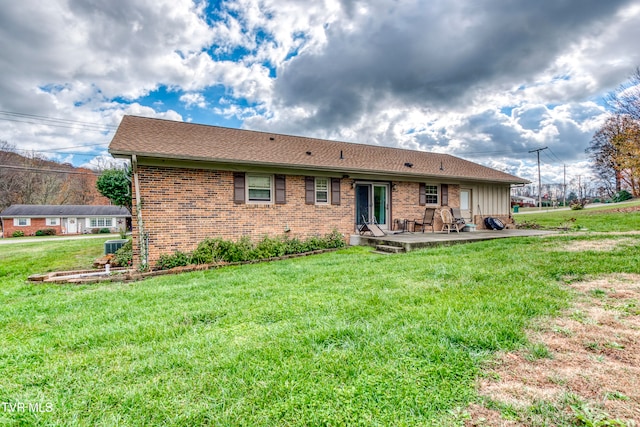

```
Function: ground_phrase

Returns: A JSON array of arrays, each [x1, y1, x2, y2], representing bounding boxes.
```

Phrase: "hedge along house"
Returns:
[[109, 115, 528, 268], [0, 205, 131, 237]]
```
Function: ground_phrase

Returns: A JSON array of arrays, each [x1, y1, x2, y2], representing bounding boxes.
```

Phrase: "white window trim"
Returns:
[[246, 174, 273, 204], [425, 184, 439, 205], [14, 218, 31, 226], [88, 217, 114, 228], [315, 177, 330, 204], [46, 218, 60, 226]]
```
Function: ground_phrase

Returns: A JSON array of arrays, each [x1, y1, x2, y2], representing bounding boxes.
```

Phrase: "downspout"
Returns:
[[132, 155, 148, 270]]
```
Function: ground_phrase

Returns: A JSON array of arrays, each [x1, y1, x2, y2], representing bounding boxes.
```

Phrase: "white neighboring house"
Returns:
[[0, 205, 131, 237]]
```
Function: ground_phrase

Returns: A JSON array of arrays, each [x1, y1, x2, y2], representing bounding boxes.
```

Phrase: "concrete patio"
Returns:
[[350, 229, 557, 254]]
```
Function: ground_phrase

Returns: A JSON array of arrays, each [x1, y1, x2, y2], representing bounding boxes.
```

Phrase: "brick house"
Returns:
[[109, 115, 528, 268], [0, 205, 131, 237]]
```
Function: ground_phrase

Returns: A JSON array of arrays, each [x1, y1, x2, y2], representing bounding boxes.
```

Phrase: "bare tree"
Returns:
[[609, 67, 640, 121]]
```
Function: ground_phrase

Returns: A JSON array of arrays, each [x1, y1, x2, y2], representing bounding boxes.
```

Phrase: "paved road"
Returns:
[[0, 233, 122, 245]]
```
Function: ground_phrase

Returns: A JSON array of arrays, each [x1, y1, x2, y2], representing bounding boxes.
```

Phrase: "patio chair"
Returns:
[[451, 207, 466, 228], [358, 215, 386, 237], [440, 208, 461, 233], [414, 207, 436, 233]]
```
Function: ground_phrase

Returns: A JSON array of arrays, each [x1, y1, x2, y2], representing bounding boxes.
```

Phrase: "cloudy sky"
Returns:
[[1, 0, 639, 188]]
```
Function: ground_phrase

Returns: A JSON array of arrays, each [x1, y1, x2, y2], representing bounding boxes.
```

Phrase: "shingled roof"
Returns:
[[109, 115, 527, 184], [0, 205, 130, 217]]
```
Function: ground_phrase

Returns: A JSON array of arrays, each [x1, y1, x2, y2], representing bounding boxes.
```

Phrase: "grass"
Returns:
[[1, 224, 639, 425], [513, 199, 640, 231]]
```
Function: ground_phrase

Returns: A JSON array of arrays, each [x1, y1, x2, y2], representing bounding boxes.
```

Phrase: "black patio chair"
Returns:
[[414, 207, 436, 233]]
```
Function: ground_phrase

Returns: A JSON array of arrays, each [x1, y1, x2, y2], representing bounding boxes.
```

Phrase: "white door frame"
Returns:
[[66, 218, 78, 234], [460, 188, 473, 222]]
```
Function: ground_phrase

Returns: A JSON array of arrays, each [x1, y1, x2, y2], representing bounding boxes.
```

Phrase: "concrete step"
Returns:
[[375, 244, 405, 254], [372, 250, 394, 255]]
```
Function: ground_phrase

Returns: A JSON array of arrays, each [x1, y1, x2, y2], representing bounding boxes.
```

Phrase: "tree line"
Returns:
[[587, 67, 640, 198], [0, 141, 110, 211]]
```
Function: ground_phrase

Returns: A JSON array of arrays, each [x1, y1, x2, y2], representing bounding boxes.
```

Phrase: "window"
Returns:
[[315, 178, 329, 203], [90, 218, 113, 228], [14, 218, 30, 226], [247, 174, 272, 202], [425, 185, 438, 204], [419, 183, 439, 205], [46, 218, 59, 226]]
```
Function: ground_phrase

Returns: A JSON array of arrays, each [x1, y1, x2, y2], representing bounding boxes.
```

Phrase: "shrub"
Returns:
[[254, 235, 287, 259], [99, 228, 111, 234], [35, 229, 56, 236], [155, 230, 346, 270], [612, 190, 632, 203], [112, 239, 132, 267], [12, 230, 25, 238], [190, 237, 223, 264], [570, 198, 587, 210], [156, 251, 191, 270]]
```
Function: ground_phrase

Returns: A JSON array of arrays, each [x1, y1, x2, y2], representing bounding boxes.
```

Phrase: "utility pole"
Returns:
[[529, 147, 548, 209], [563, 164, 567, 207]]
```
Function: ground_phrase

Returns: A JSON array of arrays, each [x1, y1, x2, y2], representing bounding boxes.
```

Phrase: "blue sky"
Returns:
[[1, 0, 639, 190]]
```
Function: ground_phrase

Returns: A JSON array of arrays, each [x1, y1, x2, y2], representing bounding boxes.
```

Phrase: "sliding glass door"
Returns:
[[355, 183, 389, 229]]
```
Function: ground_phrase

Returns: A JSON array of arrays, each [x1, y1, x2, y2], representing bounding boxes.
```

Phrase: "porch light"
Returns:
[[392, 184, 398, 192]]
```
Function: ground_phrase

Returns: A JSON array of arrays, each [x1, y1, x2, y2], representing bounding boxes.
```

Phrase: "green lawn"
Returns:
[[1, 224, 639, 425], [513, 199, 640, 231]]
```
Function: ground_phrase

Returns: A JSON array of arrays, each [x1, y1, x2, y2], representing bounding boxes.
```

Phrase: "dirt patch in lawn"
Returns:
[[559, 238, 637, 252], [466, 274, 640, 426]]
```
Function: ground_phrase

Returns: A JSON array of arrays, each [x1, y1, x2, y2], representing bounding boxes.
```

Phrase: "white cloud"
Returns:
[[180, 92, 207, 109]]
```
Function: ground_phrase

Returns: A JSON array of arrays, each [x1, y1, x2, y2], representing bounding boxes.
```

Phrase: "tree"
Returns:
[[608, 67, 640, 121], [587, 114, 635, 194], [588, 67, 640, 197], [96, 167, 132, 211]]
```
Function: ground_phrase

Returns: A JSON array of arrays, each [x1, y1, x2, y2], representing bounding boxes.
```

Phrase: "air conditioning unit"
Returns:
[[104, 239, 129, 255]]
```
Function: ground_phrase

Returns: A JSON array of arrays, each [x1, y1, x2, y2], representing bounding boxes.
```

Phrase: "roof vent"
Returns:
[[306, 151, 312, 156], [340, 150, 344, 160], [269, 136, 275, 141], [404, 162, 413, 168]]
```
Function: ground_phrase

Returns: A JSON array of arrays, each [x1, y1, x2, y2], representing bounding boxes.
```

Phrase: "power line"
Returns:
[[8, 144, 109, 157], [546, 147, 563, 163], [0, 164, 99, 175], [0, 110, 117, 132]]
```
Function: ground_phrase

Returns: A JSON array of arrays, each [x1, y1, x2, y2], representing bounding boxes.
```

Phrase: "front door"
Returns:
[[460, 189, 472, 222], [67, 218, 78, 234], [355, 183, 389, 229]]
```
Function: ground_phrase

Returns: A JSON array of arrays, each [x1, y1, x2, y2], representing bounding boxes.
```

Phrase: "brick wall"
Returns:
[[132, 167, 356, 266], [2, 218, 62, 237], [390, 181, 460, 232], [131, 166, 467, 266]]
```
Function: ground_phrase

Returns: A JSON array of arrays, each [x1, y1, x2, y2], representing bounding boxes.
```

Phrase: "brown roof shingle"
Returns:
[[109, 115, 528, 184]]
